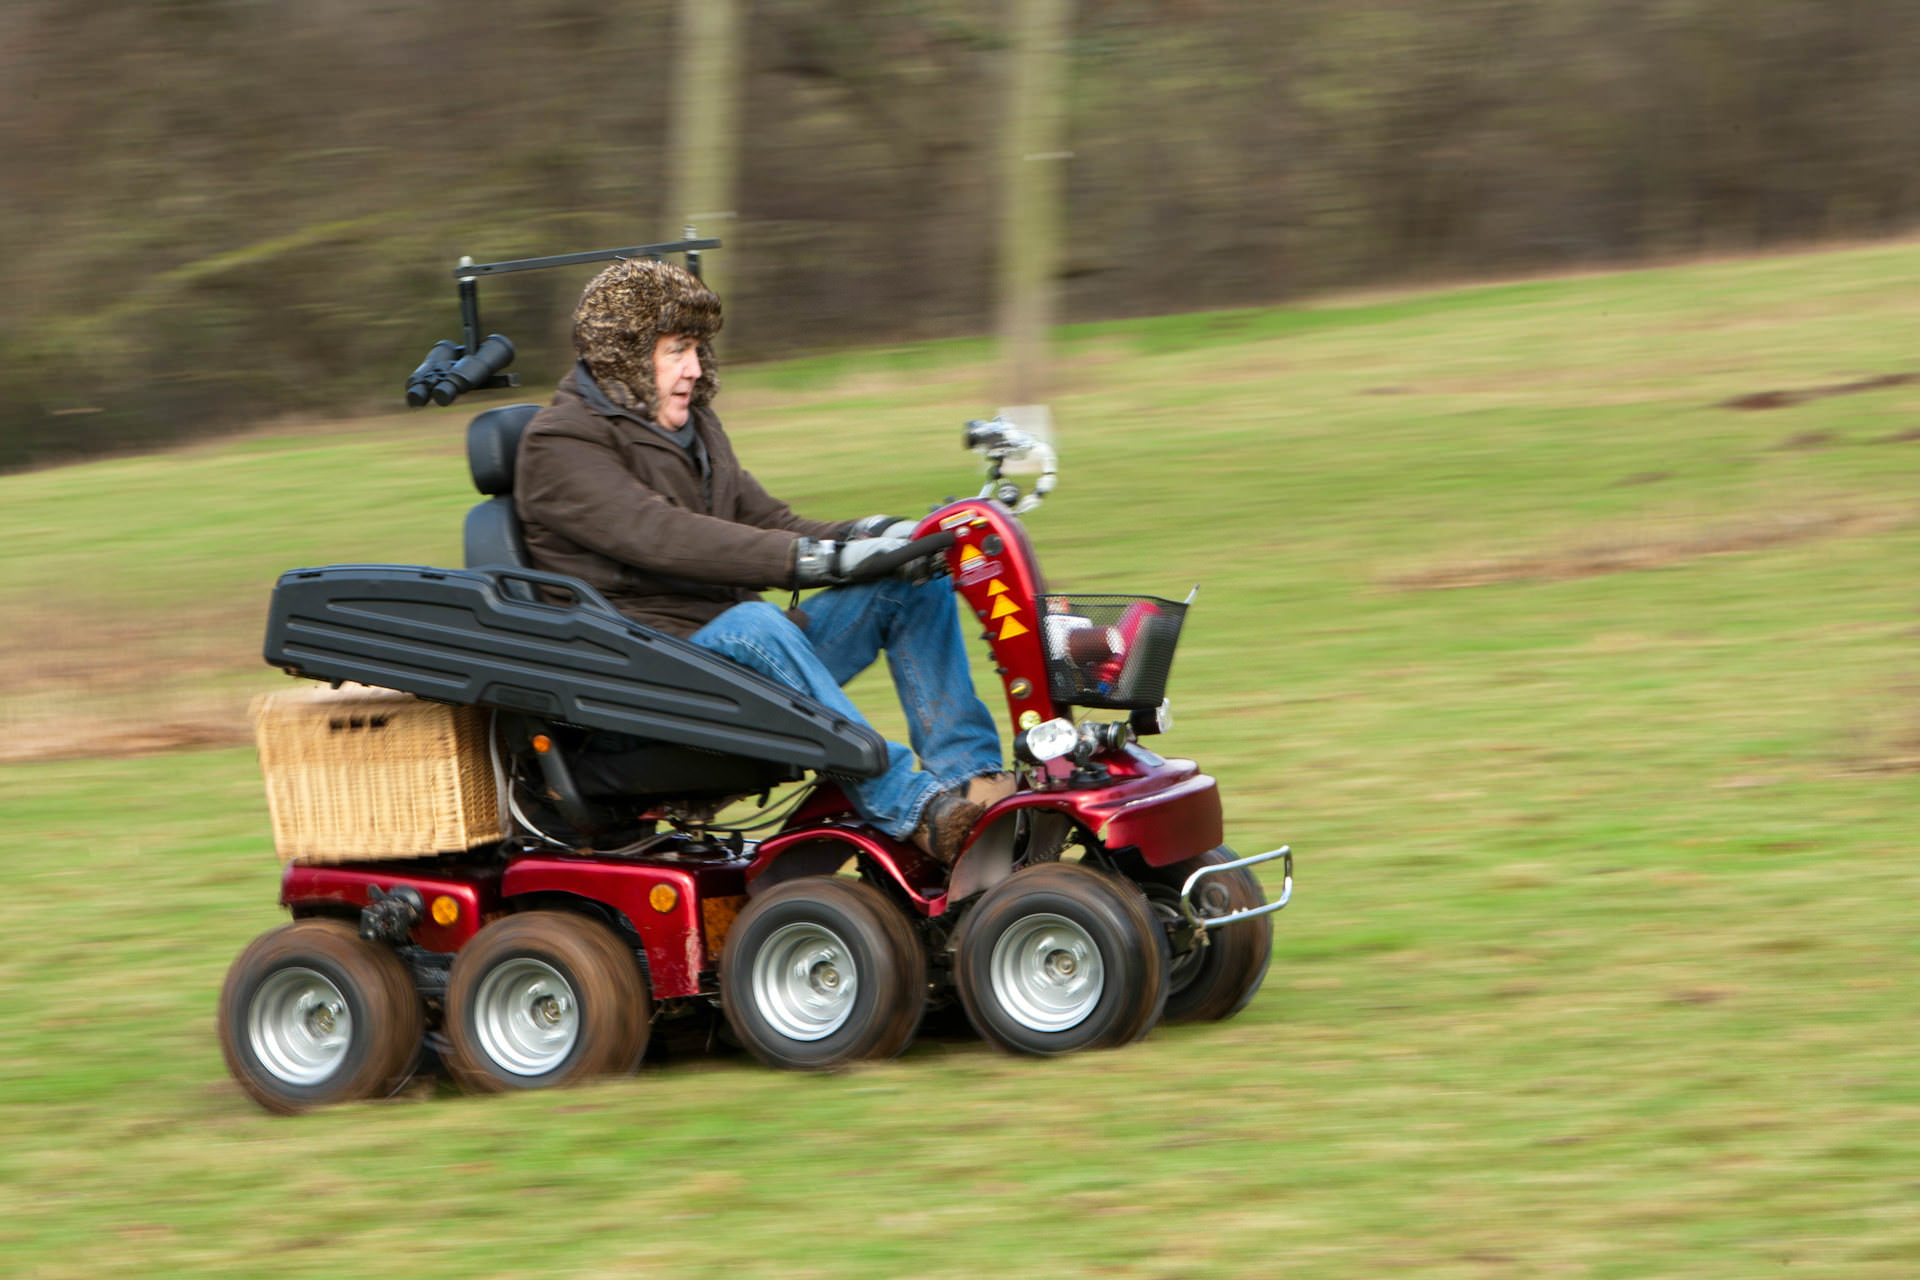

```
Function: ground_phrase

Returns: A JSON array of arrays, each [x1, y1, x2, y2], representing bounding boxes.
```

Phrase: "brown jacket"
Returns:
[[516, 365, 851, 637]]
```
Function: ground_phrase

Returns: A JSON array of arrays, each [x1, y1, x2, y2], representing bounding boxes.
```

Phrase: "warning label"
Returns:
[[957, 553, 1003, 587]]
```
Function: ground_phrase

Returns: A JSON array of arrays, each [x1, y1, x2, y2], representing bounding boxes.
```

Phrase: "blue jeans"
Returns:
[[686, 577, 1004, 839]]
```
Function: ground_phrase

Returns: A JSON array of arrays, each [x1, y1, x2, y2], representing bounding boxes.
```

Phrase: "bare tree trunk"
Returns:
[[997, 0, 1072, 406], [669, 0, 744, 329]]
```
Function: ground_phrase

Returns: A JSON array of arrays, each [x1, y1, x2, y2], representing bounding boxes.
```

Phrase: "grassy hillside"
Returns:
[[0, 240, 1916, 1277]]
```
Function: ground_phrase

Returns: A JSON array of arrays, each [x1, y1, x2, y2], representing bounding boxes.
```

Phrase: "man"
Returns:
[[515, 257, 1011, 863]]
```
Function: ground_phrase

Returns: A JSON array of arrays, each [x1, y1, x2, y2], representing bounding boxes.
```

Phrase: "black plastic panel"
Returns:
[[263, 564, 888, 778]]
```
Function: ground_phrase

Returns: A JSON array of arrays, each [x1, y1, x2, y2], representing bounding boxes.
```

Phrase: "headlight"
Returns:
[[1129, 699, 1173, 737], [1014, 717, 1078, 764]]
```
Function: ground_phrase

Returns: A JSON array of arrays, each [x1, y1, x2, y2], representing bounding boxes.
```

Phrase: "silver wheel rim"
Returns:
[[989, 912, 1104, 1032], [249, 966, 352, 1086], [752, 921, 858, 1042], [473, 957, 579, 1076]]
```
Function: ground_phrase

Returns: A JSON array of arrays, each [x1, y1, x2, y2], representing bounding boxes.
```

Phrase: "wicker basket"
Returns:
[[251, 683, 504, 864]]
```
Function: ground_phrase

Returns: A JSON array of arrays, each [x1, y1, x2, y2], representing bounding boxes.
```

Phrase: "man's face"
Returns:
[[652, 333, 702, 429]]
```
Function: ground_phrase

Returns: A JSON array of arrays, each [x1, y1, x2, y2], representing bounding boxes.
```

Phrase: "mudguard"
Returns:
[[744, 748, 1223, 915], [499, 855, 751, 1000]]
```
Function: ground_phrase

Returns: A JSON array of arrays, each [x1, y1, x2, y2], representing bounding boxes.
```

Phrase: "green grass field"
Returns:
[[1, 240, 1916, 1278]]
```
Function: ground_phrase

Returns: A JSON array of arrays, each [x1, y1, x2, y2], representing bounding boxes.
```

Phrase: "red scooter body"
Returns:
[[280, 855, 750, 999], [740, 496, 1223, 903]]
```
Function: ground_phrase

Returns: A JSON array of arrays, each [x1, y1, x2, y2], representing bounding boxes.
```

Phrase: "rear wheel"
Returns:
[[443, 911, 649, 1093], [1132, 845, 1272, 1023], [219, 919, 423, 1114], [954, 862, 1166, 1056], [722, 878, 923, 1070], [864, 883, 929, 1060]]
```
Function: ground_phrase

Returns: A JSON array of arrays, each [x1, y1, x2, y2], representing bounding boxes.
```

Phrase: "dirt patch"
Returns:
[[0, 601, 259, 697], [1841, 724, 1920, 776], [1720, 372, 1915, 410], [1774, 430, 1837, 451], [1873, 427, 1920, 444], [0, 715, 251, 765], [0, 602, 264, 763], [1385, 508, 1909, 591], [1842, 742, 1920, 775]]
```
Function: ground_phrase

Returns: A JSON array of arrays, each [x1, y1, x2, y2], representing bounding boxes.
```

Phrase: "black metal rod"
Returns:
[[457, 277, 481, 356], [452, 239, 721, 278], [531, 740, 596, 833], [684, 226, 703, 280]]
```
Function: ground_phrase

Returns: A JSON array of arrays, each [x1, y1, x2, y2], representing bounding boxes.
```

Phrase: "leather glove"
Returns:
[[792, 536, 933, 587], [846, 513, 919, 541]]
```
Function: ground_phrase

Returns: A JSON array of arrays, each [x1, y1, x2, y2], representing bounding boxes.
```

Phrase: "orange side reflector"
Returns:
[[430, 896, 460, 926], [649, 884, 679, 913], [532, 734, 552, 753], [702, 895, 749, 961]]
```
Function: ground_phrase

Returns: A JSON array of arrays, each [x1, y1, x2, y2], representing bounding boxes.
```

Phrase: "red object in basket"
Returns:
[[1065, 625, 1121, 665], [1092, 599, 1163, 689]]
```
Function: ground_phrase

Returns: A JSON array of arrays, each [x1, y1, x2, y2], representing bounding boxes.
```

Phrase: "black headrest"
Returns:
[[466, 404, 541, 496]]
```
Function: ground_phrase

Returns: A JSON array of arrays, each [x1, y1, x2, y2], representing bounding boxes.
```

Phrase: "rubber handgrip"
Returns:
[[843, 529, 958, 582]]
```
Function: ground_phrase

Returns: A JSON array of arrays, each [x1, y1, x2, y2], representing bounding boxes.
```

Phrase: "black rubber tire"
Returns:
[[442, 911, 650, 1094], [864, 886, 929, 1061], [721, 878, 921, 1071], [1109, 875, 1172, 1043], [219, 919, 424, 1115], [953, 862, 1166, 1057], [1131, 845, 1272, 1023]]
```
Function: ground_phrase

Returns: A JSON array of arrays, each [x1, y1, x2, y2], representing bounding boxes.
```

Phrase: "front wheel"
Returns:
[[1132, 845, 1272, 1023], [218, 919, 424, 1114], [442, 911, 650, 1093], [954, 862, 1166, 1056], [722, 878, 925, 1071]]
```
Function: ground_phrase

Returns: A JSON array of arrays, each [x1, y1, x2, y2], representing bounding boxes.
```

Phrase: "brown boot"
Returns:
[[964, 771, 1017, 808], [912, 788, 984, 866]]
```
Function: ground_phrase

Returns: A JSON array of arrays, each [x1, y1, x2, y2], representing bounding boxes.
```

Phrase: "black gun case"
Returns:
[[264, 564, 889, 778]]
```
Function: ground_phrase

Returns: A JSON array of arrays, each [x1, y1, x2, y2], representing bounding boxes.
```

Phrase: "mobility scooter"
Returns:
[[219, 240, 1293, 1113]]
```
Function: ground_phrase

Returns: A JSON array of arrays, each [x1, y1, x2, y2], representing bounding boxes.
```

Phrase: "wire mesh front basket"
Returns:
[[1040, 594, 1188, 710]]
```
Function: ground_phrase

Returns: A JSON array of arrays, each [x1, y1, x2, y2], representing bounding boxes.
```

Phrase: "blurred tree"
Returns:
[[3, 0, 1919, 467], [997, 0, 1073, 406], [668, 0, 744, 332]]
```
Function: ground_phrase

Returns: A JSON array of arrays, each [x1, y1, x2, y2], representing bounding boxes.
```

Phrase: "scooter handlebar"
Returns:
[[840, 529, 957, 582], [967, 416, 1058, 515]]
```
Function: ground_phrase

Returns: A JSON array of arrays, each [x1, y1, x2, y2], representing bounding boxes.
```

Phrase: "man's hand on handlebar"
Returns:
[[793, 534, 950, 588], [846, 513, 919, 541]]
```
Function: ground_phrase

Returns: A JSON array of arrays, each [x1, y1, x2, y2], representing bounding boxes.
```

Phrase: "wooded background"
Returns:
[[5, 0, 1917, 468]]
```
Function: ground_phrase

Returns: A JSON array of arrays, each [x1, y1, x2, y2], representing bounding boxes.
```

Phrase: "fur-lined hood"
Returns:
[[572, 258, 721, 421]]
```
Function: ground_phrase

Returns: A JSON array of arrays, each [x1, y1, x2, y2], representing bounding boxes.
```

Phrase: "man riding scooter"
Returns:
[[513, 258, 1015, 863]]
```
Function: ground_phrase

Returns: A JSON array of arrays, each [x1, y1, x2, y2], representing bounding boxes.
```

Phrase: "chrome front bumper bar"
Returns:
[[1179, 845, 1293, 930]]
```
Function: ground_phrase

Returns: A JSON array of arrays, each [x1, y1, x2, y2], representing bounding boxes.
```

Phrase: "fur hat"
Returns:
[[572, 258, 722, 419]]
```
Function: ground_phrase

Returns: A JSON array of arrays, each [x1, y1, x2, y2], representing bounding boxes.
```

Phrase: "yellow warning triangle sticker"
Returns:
[[989, 595, 1019, 620], [985, 579, 1008, 596], [959, 545, 984, 563], [999, 616, 1030, 640]]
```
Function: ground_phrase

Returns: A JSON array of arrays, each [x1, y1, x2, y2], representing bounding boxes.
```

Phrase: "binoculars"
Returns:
[[405, 334, 516, 408]]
